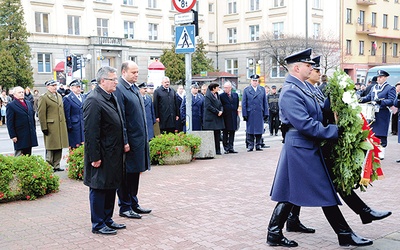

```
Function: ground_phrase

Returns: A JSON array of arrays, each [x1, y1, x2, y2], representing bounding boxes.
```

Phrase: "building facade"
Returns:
[[340, 0, 400, 84], [22, 0, 343, 91]]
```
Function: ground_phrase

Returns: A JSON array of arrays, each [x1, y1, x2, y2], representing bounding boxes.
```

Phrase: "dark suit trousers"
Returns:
[[89, 188, 116, 230], [223, 130, 235, 152], [213, 130, 221, 154], [247, 133, 262, 149], [117, 172, 140, 213]]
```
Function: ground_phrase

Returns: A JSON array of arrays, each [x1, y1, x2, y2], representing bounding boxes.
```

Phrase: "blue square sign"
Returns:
[[175, 25, 196, 54]]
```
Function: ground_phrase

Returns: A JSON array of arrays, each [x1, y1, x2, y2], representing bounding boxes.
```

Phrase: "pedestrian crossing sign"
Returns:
[[175, 25, 196, 54]]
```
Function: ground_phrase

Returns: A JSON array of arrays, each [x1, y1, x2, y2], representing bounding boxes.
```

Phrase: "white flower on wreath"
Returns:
[[342, 90, 359, 109]]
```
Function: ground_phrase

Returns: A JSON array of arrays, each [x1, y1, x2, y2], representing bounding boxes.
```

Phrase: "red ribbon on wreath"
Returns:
[[360, 113, 384, 186]]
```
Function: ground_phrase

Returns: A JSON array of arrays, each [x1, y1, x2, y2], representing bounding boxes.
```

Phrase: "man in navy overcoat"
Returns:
[[242, 74, 268, 151], [180, 84, 204, 131], [6, 86, 38, 156], [63, 79, 85, 148]]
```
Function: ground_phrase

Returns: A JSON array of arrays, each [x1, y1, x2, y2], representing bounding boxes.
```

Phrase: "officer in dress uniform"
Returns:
[[360, 70, 396, 159], [180, 83, 204, 131], [242, 74, 269, 151], [63, 79, 85, 148], [138, 82, 156, 140], [266, 48, 372, 248]]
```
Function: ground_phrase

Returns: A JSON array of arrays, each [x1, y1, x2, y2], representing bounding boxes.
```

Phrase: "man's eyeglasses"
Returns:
[[104, 78, 118, 82]]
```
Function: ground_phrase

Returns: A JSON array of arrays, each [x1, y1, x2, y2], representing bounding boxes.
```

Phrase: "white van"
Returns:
[[365, 65, 400, 86]]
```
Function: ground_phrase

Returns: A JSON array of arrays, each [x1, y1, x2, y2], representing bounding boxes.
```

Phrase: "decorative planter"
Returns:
[[162, 146, 192, 165]]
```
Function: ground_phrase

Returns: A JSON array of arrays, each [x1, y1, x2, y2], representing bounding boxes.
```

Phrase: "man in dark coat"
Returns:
[[114, 61, 152, 220], [83, 66, 127, 235], [180, 84, 204, 131], [267, 85, 280, 136], [175, 85, 185, 132], [360, 70, 396, 159], [266, 48, 372, 247], [203, 83, 225, 155], [139, 82, 156, 140], [242, 74, 269, 151], [153, 76, 179, 134], [6, 86, 38, 156], [220, 81, 239, 154], [63, 79, 85, 148]]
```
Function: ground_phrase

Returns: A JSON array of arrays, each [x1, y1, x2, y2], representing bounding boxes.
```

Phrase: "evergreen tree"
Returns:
[[0, 0, 33, 90], [191, 37, 215, 75]]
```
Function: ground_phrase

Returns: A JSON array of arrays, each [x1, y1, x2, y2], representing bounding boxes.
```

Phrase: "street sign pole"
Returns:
[[185, 53, 192, 133]]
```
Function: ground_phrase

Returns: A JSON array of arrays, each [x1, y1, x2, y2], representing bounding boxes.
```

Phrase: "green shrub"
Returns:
[[0, 155, 60, 201], [149, 132, 201, 165], [66, 144, 84, 180]]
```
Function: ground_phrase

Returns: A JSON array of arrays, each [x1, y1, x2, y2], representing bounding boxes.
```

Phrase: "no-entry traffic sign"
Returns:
[[172, 0, 197, 13]]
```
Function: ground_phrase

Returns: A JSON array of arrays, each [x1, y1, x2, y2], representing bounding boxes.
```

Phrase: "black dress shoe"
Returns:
[[266, 236, 298, 247], [53, 168, 64, 172], [132, 206, 152, 214], [216, 152, 222, 155], [360, 207, 392, 224], [247, 148, 253, 152], [106, 222, 126, 230], [338, 232, 373, 246], [92, 226, 117, 235], [396, 159, 400, 163], [228, 150, 238, 153], [256, 148, 263, 151], [224, 151, 229, 154], [119, 210, 142, 219], [286, 220, 315, 233]]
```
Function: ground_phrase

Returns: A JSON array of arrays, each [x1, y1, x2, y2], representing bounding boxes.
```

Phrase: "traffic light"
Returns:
[[66, 55, 73, 67], [191, 9, 198, 37], [72, 56, 78, 72]]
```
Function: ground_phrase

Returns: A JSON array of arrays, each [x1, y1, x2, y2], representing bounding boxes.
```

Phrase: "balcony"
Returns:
[[357, 0, 377, 5], [368, 55, 400, 64], [356, 23, 376, 34]]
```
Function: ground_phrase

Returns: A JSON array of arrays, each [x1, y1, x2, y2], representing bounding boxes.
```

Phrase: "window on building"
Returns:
[[371, 41, 377, 56], [228, 28, 237, 44], [394, 16, 399, 30], [123, 0, 134, 5], [249, 25, 259, 41], [270, 57, 285, 78], [148, 23, 158, 40], [247, 58, 256, 78], [346, 40, 352, 55], [129, 56, 137, 63], [226, 59, 238, 75], [171, 25, 175, 41], [97, 18, 108, 36], [37, 53, 51, 73], [228, 0, 237, 14], [383, 14, 388, 28], [313, 0, 321, 9], [148, 0, 156, 8], [67, 15, 80, 35], [371, 12, 377, 27], [273, 22, 284, 39], [209, 32, 214, 42], [393, 43, 398, 57], [313, 23, 320, 39], [346, 9, 352, 24], [249, 0, 259, 11], [273, 0, 284, 7], [209, 3, 214, 12], [359, 41, 364, 55], [124, 21, 134, 39], [35, 12, 49, 33]]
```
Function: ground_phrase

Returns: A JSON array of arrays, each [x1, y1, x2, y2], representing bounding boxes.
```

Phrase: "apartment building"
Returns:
[[22, 0, 340, 90], [341, 0, 400, 84]]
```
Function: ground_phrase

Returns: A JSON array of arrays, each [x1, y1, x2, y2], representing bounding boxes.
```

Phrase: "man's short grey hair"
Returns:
[[13, 86, 24, 93], [224, 81, 232, 87], [96, 66, 117, 83], [161, 76, 170, 82]]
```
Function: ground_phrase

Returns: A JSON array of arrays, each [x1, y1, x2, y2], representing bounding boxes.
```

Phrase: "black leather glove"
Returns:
[[375, 99, 382, 105], [264, 115, 269, 122], [42, 130, 49, 136], [243, 116, 247, 121]]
